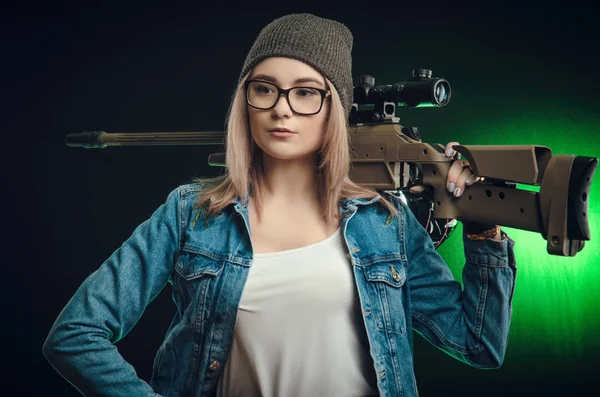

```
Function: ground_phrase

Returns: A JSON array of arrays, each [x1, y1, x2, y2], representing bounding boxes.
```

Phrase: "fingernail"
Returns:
[[448, 182, 455, 193], [465, 176, 473, 184], [445, 148, 453, 157], [453, 187, 462, 197]]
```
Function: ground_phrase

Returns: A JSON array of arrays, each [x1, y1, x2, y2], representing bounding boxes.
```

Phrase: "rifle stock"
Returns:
[[346, 123, 597, 256]]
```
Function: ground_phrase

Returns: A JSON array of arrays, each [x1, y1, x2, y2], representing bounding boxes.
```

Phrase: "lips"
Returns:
[[269, 128, 295, 133]]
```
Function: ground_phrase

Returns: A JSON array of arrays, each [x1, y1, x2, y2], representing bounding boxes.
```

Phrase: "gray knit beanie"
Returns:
[[239, 13, 354, 119]]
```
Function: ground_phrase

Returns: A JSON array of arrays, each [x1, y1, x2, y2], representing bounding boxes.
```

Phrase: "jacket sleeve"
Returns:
[[397, 197, 517, 369], [42, 186, 183, 396]]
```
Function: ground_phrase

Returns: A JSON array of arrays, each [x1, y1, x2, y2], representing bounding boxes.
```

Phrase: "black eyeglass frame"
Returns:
[[244, 79, 332, 115]]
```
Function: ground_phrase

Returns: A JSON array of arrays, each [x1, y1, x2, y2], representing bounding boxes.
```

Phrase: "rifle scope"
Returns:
[[354, 69, 451, 108]]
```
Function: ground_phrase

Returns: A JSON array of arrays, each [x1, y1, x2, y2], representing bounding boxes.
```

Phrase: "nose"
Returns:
[[272, 93, 293, 117]]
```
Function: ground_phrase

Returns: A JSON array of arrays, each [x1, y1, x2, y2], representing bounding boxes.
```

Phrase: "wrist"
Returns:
[[462, 221, 501, 241]]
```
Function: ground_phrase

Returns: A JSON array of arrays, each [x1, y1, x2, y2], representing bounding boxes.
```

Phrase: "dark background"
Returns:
[[2, 1, 599, 396]]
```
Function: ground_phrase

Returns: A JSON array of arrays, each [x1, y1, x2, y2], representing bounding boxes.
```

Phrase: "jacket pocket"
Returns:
[[173, 248, 225, 326], [363, 261, 407, 334], [175, 247, 225, 280]]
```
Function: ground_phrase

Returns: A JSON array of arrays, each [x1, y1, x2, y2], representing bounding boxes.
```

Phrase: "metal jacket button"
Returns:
[[209, 361, 220, 370], [352, 247, 360, 253], [390, 265, 401, 282]]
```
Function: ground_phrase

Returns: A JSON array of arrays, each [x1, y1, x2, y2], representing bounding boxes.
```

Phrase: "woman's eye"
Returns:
[[255, 85, 273, 94], [296, 88, 318, 97]]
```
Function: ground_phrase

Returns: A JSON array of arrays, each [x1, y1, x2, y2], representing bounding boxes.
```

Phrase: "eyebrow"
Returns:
[[250, 74, 326, 88]]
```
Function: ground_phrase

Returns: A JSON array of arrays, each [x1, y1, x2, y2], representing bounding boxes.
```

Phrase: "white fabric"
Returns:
[[216, 227, 379, 397]]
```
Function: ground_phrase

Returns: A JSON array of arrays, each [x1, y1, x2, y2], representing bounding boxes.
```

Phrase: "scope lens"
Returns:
[[433, 80, 450, 105]]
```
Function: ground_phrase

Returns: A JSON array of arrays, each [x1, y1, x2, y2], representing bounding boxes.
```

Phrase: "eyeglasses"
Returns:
[[244, 79, 331, 115]]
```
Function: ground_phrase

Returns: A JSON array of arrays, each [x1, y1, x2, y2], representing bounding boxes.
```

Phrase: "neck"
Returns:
[[258, 151, 319, 206]]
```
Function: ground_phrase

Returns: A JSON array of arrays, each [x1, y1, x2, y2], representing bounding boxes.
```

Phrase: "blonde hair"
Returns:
[[189, 71, 398, 226]]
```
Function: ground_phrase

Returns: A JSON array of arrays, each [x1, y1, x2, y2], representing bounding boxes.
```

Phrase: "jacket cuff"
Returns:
[[463, 230, 517, 269]]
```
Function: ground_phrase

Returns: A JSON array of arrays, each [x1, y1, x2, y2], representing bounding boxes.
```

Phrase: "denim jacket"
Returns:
[[43, 182, 517, 397]]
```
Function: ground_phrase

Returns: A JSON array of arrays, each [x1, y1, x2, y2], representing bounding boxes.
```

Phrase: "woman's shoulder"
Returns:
[[163, 180, 220, 201], [173, 181, 207, 198], [170, 180, 228, 213], [158, 182, 208, 217]]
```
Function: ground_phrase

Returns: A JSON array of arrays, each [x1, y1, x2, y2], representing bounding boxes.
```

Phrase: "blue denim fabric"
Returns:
[[43, 182, 517, 397]]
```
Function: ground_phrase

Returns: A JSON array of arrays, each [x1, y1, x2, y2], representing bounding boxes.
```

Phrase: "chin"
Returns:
[[264, 150, 312, 161], [260, 146, 318, 162]]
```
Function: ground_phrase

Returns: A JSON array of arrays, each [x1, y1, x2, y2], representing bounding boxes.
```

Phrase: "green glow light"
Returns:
[[436, 104, 600, 367]]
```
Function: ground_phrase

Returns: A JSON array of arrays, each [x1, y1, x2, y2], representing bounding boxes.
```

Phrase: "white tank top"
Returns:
[[216, 227, 379, 397]]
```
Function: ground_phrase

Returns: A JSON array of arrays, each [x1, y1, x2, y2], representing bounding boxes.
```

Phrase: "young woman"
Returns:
[[43, 13, 517, 397]]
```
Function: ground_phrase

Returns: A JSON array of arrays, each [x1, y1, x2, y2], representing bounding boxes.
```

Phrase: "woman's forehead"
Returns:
[[250, 57, 325, 85]]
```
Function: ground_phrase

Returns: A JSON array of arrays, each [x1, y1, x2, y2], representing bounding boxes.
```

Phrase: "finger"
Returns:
[[460, 158, 481, 186], [446, 159, 464, 193], [465, 174, 481, 186], [453, 166, 475, 198], [445, 141, 461, 159]]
